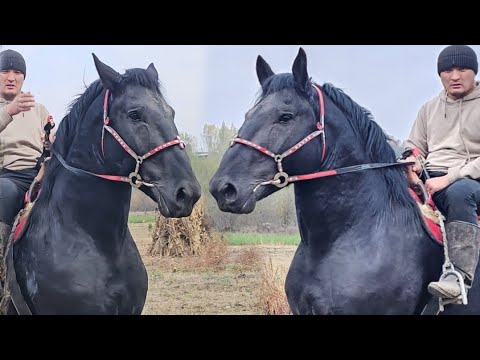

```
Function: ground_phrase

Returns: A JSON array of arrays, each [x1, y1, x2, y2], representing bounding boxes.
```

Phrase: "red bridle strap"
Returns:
[[232, 84, 406, 191], [234, 128, 323, 174], [98, 89, 185, 188], [53, 89, 185, 189], [312, 84, 326, 161], [231, 83, 326, 188]]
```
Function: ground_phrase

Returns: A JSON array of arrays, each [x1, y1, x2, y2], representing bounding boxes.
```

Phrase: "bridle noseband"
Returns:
[[230, 84, 409, 192], [53, 89, 185, 189]]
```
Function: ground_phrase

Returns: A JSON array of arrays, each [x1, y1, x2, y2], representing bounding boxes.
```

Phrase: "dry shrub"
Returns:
[[190, 233, 228, 271], [148, 198, 211, 257], [148, 198, 229, 271], [259, 258, 291, 315], [235, 246, 262, 271]]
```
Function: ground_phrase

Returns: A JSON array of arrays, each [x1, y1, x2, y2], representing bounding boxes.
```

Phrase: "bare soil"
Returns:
[[129, 224, 296, 315]]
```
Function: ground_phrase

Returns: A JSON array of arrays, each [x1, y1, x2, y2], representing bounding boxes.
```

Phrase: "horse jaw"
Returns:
[[210, 180, 272, 214], [141, 183, 198, 218]]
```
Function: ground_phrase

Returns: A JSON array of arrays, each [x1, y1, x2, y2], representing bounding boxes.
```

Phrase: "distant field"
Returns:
[[222, 232, 300, 246], [128, 213, 156, 223], [127, 213, 300, 245]]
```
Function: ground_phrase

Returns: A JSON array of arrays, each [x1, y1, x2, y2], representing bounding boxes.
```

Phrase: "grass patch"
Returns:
[[129, 214, 156, 223], [223, 232, 300, 246]]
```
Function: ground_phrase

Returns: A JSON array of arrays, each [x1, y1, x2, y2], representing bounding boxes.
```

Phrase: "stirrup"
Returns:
[[437, 268, 469, 312]]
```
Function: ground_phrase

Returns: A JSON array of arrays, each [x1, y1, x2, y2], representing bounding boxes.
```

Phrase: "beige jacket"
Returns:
[[0, 95, 50, 171], [405, 83, 480, 184]]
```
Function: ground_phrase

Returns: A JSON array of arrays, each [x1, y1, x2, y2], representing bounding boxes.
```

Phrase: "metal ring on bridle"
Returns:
[[273, 172, 289, 188], [274, 155, 283, 162], [129, 172, 143, 189]]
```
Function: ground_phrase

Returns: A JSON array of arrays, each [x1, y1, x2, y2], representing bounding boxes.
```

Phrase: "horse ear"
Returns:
[[146, 63, 159, 81], [292, 47, 310, 92], [256, 55, 275, 88], [92, 53, 122, 90]]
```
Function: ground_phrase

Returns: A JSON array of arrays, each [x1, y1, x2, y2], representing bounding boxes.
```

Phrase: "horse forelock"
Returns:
[[122, 68, 163, 97], [255, 73, 311, 105]]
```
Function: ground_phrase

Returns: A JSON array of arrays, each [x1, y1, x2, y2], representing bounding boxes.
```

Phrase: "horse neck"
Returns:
[[294, 169, 388, 225], [53, 163, 132, 228], [292, 115, 408, 248], [41, 104, 134, 243]]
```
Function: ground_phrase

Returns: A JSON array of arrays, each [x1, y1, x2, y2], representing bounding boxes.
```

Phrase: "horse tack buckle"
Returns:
[[128, 172, 143, 189]]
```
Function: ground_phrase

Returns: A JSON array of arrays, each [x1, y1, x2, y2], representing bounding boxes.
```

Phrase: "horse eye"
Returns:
[[128, 111, 141, 121], [279, 114, 293, 123]]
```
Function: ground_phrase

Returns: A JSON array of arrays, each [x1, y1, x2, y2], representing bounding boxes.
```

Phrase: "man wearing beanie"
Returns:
[[0, 49, 52, 238], [404, 45, 480, 306]]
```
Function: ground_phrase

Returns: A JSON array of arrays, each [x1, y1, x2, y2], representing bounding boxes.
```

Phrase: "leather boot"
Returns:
[[428, 221, 480, 300]]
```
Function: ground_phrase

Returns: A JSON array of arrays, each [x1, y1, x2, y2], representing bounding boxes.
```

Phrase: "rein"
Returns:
[[231, 84, 409, 191], [53, 89, 185, 188]]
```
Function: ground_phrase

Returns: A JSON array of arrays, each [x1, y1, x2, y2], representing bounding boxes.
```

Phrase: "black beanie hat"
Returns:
[[437, 45, 478, 75], [0, 49, 26, 79]]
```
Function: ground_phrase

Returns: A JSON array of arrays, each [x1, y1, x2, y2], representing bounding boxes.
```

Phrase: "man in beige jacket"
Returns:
[[404, 45, 480, 304], [0, 49, 51, 231]]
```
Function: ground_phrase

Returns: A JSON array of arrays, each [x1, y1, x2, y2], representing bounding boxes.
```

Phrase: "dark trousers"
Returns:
[[430, 172, 480, 225], [0, 168, 37, 225]]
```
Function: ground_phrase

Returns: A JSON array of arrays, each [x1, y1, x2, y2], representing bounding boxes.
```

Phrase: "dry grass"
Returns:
[[234, 246, 262, 272], [148, 198, 211, 257], [192, 233, 228, 271], [148, 198, 232, 272], [131, 223, 298, 314], [259, 257, 291, 315]]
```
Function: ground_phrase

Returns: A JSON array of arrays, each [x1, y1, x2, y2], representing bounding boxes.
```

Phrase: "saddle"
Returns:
[[409, 188, 444, 245], [401, 148, 447, 246], [11, 158, 50, 244], [407, 177, 480, 246], [0, 162, 47, 315]]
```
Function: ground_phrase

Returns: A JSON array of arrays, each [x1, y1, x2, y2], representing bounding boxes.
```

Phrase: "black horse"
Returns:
[[209, 48, 480, 314], [5, 54, 201, 315]]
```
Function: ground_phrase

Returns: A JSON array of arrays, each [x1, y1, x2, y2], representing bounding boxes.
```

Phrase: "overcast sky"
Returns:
[[2, 45, 474, 146]]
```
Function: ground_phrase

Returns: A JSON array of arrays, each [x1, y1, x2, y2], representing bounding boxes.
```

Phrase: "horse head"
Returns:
[[52, 54, 201, 218], [210, 48, 325, 213], [209, 48, 451, 315]]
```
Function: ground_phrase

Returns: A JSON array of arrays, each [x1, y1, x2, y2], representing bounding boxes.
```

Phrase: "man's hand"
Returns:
[[399, 155, 422, 174], [5, 92, 35, 117], [425, 176, 450, 196]]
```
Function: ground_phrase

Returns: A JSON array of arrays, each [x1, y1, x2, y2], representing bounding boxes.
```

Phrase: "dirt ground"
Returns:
[[129, 224, 296, 315]]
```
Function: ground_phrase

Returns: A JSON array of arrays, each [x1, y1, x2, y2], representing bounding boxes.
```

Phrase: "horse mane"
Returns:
[[256, 75, 395, 164], [256, 74, 415, 210], [320, 82, 393, 164], [56, 68, 164, 157], [26, 68, 164, 234], [56, 79, 104, 157], [320, 82, 417, 210]]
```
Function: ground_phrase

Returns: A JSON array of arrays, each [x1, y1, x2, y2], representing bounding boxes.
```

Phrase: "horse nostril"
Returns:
[[220, 183, 237, 202], [176, 187, 188, 203]]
